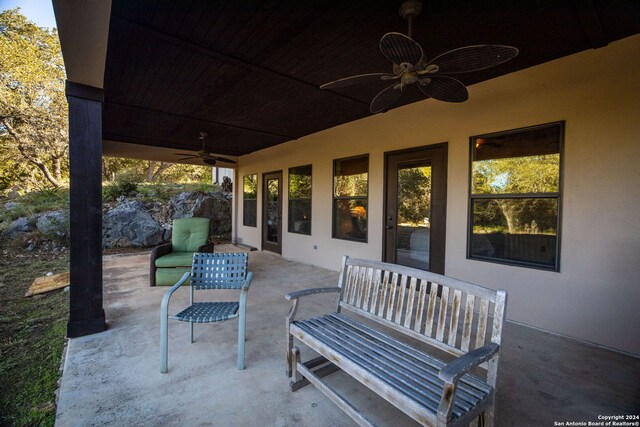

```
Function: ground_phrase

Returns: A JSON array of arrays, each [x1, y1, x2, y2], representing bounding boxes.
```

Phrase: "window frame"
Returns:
[[332, 154, 369, 243], [242, 174, 258, 227], [467, 121, 564, 271], [288, 164, 312, 235]]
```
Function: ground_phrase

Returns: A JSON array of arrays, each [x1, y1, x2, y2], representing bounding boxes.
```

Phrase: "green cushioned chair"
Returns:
[[150, 217, 213, 286]]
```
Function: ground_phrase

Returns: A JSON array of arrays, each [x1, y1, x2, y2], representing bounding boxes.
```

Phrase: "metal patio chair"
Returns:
[[160, 252, 253, 373]]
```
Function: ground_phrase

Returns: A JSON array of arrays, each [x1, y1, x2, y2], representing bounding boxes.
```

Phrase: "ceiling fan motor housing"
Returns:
[[399, 0, 423, 20]]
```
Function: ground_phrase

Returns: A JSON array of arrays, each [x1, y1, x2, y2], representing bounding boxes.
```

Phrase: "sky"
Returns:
[[0, 0, 57, 28]]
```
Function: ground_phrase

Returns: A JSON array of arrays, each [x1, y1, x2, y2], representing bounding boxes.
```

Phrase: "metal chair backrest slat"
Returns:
[[190, 252, 248, 289]]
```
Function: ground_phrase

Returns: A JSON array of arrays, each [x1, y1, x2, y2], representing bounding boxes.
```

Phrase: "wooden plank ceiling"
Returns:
[[103, 0, 639, 157]]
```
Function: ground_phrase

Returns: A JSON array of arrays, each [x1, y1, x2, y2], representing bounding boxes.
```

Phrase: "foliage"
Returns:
[[472, 154, 559, 234], [289, 166, 311, 199], [397, 166, 431, 225], [0, 9, 68, 189], [102, 157, 213, 185], [334, 173, 367, 197], [243, 175, 257, 199], [102, 177, 138, 202], [0, 245, 69, 427], [0, 187, 68, 231]]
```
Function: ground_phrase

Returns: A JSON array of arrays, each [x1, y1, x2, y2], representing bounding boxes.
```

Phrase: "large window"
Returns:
[[288, 165, 312, 235], [468, 122, 563, 270], [333, 155, 368, 242], [243, 174, 257, 227]]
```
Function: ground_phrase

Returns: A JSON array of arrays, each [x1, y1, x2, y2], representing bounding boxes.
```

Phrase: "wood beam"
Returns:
[[573, 0, 607, 49], [111, 15, 370, 107], [66, 81, 106, 338]]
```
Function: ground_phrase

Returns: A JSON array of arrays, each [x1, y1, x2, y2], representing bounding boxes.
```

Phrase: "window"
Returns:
[[243, 174, 257, 227], [288, 165, 312, 235], [468, 122, 563, 270], [333, 155, 368, 242]]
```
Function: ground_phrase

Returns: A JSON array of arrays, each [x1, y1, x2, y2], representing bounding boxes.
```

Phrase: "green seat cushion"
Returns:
[[155, 251, 194, 268], [172, 218, 210, 252], [156, 267, 192, 286]]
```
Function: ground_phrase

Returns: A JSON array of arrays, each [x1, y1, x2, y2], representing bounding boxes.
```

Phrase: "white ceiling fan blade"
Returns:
[[426, 45, 518, 74], [379, 32, 424, 66], [370, 84, 404, 114], [320, 73, 396, 89], [418, 75, 468, 102]]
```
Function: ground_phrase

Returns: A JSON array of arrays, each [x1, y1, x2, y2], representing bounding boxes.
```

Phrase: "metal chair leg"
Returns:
[[190, 322, 194, 343], [237, 298, 246, 370], [160, 310, 169, 373]]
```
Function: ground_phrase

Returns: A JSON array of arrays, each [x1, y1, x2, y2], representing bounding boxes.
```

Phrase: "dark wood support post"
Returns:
[[66, 81, 106, 338]]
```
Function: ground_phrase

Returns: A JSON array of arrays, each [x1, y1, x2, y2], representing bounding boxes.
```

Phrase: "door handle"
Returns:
[[386, 225, 393, 229]]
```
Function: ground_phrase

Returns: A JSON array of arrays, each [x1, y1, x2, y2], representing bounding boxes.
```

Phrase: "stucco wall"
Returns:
[[236, 35, 640, 355]]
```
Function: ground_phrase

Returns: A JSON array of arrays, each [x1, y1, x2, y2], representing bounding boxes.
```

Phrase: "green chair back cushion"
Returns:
[[171, 217, 210, 252]]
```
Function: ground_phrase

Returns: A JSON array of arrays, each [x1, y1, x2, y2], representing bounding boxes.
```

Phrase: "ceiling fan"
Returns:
[[174, 132, 237, 166], [320, 0, 519, 113]]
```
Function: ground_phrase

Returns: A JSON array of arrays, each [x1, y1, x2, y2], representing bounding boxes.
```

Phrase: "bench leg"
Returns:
[[289, 346, 304, 391], [286, 329, 294, 377], [484, 407, 494, 427]]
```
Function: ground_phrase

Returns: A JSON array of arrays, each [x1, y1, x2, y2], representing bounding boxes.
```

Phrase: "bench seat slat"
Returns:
[[317, 315, 486, 406], [327, 313, 491, 396], [292, 314, 493, 420], [297, 320, 456, 416]]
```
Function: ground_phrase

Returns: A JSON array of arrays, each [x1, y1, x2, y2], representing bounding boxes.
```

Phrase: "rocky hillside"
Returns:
[[1, 186, 232, 251]]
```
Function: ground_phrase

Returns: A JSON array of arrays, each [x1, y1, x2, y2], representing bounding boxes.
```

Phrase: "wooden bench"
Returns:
[[285, 256, 507, 426]]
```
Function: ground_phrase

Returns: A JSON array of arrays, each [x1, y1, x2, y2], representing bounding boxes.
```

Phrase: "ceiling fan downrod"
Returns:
[[399, 0, 423, 39]]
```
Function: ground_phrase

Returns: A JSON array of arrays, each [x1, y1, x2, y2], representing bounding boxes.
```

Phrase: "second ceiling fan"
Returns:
[[174, 132, 237, 166], [320, 0, 519, 113]]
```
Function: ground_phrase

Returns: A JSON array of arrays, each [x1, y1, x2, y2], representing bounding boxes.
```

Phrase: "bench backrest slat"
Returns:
[[476, 298, 490, 349], [413, 279, 428, 333], [337, 256, 507, 369], [461, 293, 476, 352]]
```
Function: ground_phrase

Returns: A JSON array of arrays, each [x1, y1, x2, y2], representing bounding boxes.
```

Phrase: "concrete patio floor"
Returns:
[[56, 247, 640, 426]]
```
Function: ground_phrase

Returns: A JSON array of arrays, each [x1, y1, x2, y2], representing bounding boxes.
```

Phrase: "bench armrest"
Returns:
[[286, 287, 341, 324], [285, 287, 341, 300], [438, 342, 500, 384]]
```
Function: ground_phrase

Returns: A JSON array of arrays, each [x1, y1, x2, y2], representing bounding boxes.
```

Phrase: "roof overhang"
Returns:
[[54, 1, 640, 162]]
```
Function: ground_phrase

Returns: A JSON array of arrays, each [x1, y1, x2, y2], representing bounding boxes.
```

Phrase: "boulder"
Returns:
[[36, 210, 69, 238], [170, 191, 232, 237], [103, 201, 165, 248], [4, 217, 36, 237]]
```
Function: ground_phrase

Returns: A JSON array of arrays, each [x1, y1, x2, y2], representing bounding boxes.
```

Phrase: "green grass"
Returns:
[[0, 188, 69, 232], [0, 244, 69, 426]]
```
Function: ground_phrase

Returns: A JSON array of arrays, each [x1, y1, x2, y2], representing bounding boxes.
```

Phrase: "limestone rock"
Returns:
[[36, 210, 69, 238], [4, 217, 36, 237], [170, 191, 231, 237], [102, 201, 165, 248]]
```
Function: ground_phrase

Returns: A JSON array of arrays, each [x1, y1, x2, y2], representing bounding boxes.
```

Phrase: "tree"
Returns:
[[397, 166, 431, 225], [145, 161, 171, 182], [0, 9, 68, 188], [472, 154, 559, 234]]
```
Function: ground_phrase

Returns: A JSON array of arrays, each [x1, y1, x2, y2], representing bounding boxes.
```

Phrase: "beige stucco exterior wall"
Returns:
[[236, 35, 640, 356]]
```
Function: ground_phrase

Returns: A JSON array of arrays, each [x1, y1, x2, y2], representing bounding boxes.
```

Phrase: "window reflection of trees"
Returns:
[[469, 122, 563, 269]]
